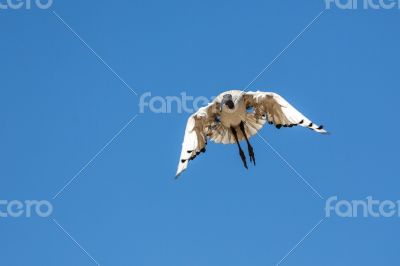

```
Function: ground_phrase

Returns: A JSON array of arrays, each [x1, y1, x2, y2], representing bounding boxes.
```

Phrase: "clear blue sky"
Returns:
[[1, 0, 399, 265]]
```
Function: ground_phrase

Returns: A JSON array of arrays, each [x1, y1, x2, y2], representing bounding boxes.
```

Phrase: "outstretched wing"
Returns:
[[176, 101, 220, 178], [244, 91, 327, 134]]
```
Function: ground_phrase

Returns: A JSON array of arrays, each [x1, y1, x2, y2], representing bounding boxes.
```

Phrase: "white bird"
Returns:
[[176, 90, 327, 177]]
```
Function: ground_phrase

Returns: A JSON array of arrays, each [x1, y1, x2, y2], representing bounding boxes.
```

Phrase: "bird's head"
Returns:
[[221, 94, 235, 110]]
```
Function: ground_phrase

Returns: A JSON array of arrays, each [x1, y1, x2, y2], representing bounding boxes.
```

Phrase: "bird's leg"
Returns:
[[239, 121, 256, 165], [231, 126, 248, 169]]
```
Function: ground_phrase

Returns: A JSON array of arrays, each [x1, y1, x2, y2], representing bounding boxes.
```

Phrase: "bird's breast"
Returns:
[[220, 105, 246, 128]]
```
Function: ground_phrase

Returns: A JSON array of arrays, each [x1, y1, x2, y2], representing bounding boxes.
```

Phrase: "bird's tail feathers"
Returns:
[[209, 113, 266, 144]]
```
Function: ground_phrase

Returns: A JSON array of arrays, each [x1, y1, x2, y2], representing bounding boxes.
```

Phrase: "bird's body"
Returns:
[[176, 90, 327, 177], [219, 90, 246, 128]]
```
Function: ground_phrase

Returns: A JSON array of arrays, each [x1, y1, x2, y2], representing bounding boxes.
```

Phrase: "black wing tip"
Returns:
[[316, 124, 331, 135]]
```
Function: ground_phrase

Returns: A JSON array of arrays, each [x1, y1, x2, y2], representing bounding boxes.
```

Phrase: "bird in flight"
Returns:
[[176, 90, 327, 177]]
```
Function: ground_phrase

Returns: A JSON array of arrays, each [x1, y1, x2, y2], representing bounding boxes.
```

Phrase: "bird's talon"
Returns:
[[247, 146, 256, 166], [239, 149, 248, 169]]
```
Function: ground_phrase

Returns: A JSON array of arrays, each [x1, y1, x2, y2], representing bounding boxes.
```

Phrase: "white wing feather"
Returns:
[[176, 102, 218, 178], [244, 91, 327, 134]]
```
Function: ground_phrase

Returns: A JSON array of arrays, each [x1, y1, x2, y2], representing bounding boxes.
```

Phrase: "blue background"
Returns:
[[1, 0, 399, 265]]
